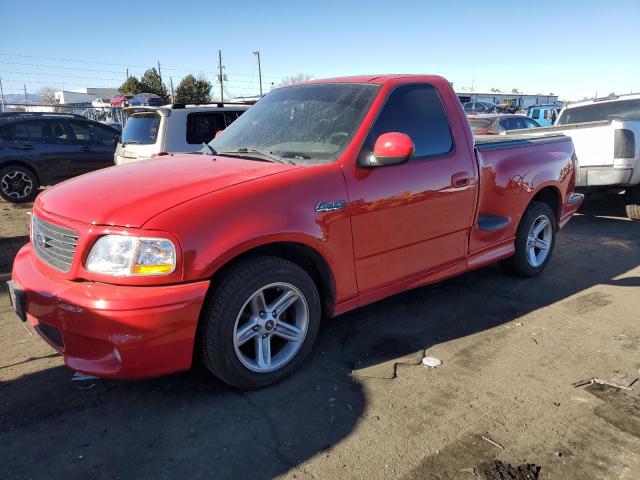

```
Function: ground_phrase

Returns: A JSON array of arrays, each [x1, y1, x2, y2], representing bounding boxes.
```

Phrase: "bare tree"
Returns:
[[280, 73, 314, 86], [37, 86, 57, 104]]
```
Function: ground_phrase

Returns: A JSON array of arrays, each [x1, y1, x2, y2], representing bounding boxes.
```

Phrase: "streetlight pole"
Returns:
[[253, 50, 263, 97]]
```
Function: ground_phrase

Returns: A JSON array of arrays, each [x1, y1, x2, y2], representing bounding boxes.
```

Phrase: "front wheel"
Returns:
[[199, 256, 321, 389], [500, 201, 556, 277]]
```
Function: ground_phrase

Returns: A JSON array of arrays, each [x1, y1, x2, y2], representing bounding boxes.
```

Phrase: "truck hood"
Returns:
[[36, 154, 298, 228]]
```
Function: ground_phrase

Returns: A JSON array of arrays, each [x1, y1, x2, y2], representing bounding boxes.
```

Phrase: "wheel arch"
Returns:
[[206, 241, 337, 317], [530, 185, 562, 226], [0, 160, 41, 184]]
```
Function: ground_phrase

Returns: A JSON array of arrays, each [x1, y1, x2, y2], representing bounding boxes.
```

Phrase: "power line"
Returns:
[[0, 53, 282, 78]]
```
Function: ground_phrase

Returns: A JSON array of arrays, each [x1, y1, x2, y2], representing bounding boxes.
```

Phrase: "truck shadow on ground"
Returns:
[[1, 194, 639, 479]]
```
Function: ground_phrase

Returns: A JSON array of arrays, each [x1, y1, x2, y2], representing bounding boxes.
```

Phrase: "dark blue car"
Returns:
[[128, 93, 164, 107]]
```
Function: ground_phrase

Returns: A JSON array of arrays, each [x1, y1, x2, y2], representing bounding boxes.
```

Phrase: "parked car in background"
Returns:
[[0, 112, 118, 203], [91, 98, 111, 110], [528, 105, 560, 127], [110, 93, 134, 107], [510, 93, 640, 219], [129, 93, 164, 107], [468, 114, 540, 134], [462, 101, 496, 114], [9, 75, 582, 389], [115, 104, 249, 164]]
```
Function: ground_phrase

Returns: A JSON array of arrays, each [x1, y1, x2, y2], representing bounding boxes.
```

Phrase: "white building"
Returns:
[[54, 87, 118, 104]]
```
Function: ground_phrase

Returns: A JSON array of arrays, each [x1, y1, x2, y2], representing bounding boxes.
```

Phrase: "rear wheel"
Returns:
[[500, 201, 556, 277], [625, 185, 640, 221], [200, 256, 321, 389], [0, 166, 39, 203]]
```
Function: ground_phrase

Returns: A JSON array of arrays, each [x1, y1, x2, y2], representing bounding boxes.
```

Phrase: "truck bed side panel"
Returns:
[[470, 137, 575, 254]]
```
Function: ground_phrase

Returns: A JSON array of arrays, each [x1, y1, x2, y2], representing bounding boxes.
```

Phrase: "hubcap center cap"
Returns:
[[264, 320, 275, 331]]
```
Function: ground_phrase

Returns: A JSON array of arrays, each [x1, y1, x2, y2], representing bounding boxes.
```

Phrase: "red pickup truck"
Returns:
[[8, 75, 583, 389]]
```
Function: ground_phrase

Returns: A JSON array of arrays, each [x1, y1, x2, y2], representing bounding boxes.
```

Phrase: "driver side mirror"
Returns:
[[364, 132, 414, 167]]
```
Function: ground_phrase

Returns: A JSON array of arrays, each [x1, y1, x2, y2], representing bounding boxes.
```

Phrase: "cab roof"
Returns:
[[303, 74, 448, 85]]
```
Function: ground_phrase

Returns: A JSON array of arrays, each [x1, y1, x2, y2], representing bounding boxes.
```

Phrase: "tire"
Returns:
[[0, 165, 39, 203], [500, 201, 557, 277], [625, 185, 640, 221], [200, 255, 321, 389]]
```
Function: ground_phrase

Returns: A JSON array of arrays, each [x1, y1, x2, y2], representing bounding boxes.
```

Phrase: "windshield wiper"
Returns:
[[217, 147, 295, 164], [201, 142, 217, 155], [121, 140, 140, 147]]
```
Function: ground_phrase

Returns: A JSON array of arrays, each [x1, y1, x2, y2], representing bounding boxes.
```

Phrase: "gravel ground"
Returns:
[[1, 192, 639, 480]]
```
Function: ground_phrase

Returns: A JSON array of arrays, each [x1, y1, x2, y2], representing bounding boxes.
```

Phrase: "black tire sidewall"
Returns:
[[201, 256, 321, 389], [509, 201, 557, 277], [0, 166, 39, 203]]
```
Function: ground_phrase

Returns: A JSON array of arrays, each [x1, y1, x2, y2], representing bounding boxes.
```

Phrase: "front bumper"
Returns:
[[11, 244, 210, 379]]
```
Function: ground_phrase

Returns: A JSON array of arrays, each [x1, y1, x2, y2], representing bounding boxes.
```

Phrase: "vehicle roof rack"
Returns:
[[170, 100, 257, 109], [0, 112, 85, 118]]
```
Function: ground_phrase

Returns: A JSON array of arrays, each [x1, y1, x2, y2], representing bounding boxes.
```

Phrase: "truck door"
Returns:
[[344, 83, 478, 293]]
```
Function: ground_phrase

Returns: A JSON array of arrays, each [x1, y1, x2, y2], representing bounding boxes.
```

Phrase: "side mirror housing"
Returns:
[[366, 132, 414, 167]]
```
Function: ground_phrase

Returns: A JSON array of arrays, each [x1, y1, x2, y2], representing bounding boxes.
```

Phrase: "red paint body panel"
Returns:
[[11, 74, 582, 379], [12, 245, 209, 378]]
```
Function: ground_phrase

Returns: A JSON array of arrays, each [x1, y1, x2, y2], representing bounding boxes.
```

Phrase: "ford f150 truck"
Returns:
[[8, 75, 583, 389], [509, 94, 640, 220]]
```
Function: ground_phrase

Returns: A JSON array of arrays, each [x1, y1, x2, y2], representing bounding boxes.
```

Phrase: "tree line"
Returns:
[[119, 68, 213, 104]]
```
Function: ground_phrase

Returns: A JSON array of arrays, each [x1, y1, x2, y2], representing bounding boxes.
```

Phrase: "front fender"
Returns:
[[144, 162, 359, 304]]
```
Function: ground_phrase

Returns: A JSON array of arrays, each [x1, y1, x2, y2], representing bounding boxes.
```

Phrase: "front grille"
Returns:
[[32, 215, 79, 272]]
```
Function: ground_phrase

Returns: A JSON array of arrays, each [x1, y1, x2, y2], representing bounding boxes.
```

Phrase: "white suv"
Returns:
[[115, 104, 250, 165]]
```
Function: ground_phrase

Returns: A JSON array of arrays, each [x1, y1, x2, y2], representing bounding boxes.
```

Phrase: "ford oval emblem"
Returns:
[[35, 232, 47, 248]]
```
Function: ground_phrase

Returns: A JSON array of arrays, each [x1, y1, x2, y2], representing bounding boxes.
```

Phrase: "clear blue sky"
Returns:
[[0, 0, 637, 100]]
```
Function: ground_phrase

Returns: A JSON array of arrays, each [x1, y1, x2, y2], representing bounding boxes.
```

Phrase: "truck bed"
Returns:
[[474, 133, 569, 151]]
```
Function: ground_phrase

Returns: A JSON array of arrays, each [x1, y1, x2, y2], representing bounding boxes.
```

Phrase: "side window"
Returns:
[[531, 109, 540, 119], [69, 121, 93, 142], [499, 119, 509, 130], [523, 119, 539, 129], [368, 84, 453, 158], [186, 113, 225, 144], [10, 123, 29, 140], [49, 121, 70, 141], [69, 121, 115, 145], [507, 118, 525, 130], [24, 121, 50, 142]]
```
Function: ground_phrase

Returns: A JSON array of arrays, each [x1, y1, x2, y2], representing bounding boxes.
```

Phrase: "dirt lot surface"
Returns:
[[1, 193, 639, 480]]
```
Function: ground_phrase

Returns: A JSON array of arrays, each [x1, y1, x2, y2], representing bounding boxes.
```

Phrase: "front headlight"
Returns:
[[86, 235, 176, 276]]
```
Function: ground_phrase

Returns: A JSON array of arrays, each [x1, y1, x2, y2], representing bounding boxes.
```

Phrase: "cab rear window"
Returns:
[[121, 113, 161, 145], [557, 99, 640, 125]]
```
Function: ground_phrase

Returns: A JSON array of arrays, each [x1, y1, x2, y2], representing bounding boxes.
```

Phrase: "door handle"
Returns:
[[451, 171, 471, 188], [17, 144, 34, 150], [81, 146, 92, 152]]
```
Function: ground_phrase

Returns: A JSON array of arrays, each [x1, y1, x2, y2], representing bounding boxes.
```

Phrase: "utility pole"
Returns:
[[169, 76, 174, 103], [217, 50, 225, 103], [157, 61, 162, 82], [0, 75, 5, 112], [23, 84, 28, 103], [253, 50, 263, 96], [126, 68, 129, 79]]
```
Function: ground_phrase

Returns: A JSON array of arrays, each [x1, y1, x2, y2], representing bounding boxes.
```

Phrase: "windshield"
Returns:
[[557, 99, 640, 125], [121, 113, 161, 145], [208, 83, 380, 163]]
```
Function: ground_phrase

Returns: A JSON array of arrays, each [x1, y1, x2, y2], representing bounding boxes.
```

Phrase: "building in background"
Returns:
[[54, 87, 117, 104]]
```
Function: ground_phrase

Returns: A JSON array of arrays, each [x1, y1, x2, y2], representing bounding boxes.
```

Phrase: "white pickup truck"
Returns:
[[509, 94, 640, 220]]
